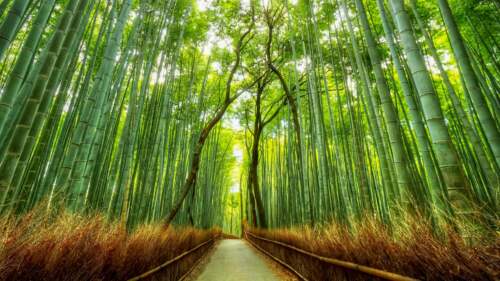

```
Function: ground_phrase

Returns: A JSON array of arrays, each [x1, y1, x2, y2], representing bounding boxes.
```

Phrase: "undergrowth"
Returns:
[[0, 211, 220, 281], [246, 218, 499, 281]]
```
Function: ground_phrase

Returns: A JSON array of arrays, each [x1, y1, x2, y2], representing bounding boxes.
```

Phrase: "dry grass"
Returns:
[[0, 211, 220, 281], [246, 218, 499, 281], [220, 233, 240, 239]]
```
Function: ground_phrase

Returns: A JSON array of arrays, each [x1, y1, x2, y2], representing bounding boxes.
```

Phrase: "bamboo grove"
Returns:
[[238, 0, 499, 231], [0, 0, 236, 229], [0, 0, 498, 237]]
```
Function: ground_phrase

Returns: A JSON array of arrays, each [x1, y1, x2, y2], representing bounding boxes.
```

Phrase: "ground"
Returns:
[[185, 239, 298, 281]]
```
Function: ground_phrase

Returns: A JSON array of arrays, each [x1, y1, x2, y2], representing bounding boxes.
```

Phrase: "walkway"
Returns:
[[193, 239, 282, 281]]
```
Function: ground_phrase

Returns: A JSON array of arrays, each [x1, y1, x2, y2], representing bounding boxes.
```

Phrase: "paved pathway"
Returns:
[[194, 239, 282, 281]]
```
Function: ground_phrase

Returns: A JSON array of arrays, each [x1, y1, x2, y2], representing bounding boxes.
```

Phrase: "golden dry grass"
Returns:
[[0, 211, 220, 281], [246, 218, 499, 280]]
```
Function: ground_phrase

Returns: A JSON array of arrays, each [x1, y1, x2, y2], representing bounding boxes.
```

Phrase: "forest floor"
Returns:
[[185, 239, 297, 281]]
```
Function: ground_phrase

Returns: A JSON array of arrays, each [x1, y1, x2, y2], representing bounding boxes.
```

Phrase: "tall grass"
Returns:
[[246, 218, 499, 280], [0, 211, 220, 281]]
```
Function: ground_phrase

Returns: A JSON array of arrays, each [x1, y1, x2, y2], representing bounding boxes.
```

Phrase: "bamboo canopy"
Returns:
[[0, 0, 497, 235]]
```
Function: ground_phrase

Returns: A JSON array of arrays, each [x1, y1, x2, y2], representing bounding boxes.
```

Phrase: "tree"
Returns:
[[163, 12, 255, 227]]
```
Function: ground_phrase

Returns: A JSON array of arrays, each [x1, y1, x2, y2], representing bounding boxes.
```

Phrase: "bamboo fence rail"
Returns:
[[245, 231, 419, 281]]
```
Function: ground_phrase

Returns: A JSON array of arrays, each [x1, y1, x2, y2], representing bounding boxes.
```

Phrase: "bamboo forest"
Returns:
[[0, 0, 498, 280]]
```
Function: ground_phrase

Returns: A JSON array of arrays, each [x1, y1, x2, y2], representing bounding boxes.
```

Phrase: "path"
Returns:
[[193, 239, 283, 281]]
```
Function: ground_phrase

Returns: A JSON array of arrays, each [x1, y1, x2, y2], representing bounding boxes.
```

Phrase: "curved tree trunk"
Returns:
[[163, 23, 254, 227]]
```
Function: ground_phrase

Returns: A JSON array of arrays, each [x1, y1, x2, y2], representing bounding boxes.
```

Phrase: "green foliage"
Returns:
[[0, 0, 497, 238]]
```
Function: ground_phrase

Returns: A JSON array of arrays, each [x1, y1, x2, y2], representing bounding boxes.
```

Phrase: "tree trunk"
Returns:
[[163, 21, 253, 227], [248, 125, 267, 228]]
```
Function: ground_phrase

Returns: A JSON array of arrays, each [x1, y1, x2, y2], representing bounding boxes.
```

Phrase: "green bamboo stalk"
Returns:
[[437, 0, 500, 168], [388, 0, 471, 212], [0, 0, 84, 202], [0, 0, 30, 60], [354, 0, 414, 204]]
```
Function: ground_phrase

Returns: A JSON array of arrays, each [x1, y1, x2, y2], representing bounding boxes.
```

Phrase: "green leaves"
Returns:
[[0, 0, 496, 235]]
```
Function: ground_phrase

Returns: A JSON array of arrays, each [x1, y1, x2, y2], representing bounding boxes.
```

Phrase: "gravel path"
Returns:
[[192, 239, 284, 281]]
